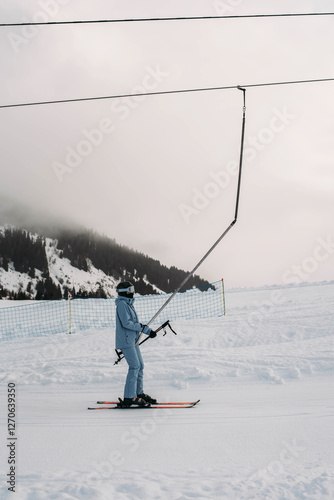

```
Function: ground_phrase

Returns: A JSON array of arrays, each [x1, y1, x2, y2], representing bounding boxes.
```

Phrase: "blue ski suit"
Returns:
[[115, 296, 151, 398]]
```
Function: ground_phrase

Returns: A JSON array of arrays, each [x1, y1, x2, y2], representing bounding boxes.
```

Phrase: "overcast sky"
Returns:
[[0, 0, 333, 288]]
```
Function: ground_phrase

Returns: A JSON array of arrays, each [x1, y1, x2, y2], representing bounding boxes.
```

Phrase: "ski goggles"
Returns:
[[117, 285, 135, 294]]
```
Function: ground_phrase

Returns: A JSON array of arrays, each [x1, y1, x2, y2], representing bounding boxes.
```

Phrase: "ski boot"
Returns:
[[137, 393, 157, 404], [118, 397, 151, 408]]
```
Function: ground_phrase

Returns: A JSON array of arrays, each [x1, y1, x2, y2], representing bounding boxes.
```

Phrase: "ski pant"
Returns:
[[121, 345, 144, 399]]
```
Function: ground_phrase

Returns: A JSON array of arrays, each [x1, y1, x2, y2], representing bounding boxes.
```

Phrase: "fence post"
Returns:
[[222, 278, 226, 316], [68, 293, 72, 334]]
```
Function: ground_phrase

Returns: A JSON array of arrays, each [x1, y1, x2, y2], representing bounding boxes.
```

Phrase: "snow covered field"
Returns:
[[0, 282, 333, 499]]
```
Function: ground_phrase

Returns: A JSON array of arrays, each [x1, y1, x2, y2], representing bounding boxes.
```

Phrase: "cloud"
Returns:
[[1, 0, 334, 287]]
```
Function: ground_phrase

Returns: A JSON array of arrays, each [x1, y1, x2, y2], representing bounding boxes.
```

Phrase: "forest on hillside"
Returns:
[[56, 228, 211, 294], [0, 227, 212, 299]]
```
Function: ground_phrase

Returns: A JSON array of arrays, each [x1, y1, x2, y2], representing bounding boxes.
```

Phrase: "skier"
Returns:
[[115, 281, 157, 407]]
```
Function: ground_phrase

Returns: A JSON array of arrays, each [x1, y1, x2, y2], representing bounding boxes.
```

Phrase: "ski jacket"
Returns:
[[115, 296, 150, 349]]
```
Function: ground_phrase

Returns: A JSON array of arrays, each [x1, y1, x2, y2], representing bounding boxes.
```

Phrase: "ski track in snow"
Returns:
[[0, 282, 333, 499]]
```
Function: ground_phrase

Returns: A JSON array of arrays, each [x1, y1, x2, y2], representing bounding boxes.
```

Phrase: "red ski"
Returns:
[[88, 400, 200, 410], [96, 400, 199, 406]]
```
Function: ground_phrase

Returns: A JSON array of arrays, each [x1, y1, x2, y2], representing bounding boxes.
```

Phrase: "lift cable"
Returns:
[[1, 77, 333, 110], [1, 12, 334, 27]]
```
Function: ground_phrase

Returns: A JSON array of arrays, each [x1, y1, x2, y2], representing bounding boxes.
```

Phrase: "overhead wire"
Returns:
[[1, 10, 333, 109], [0, 78, 333, 110], [1, 11, 333, 109], [1, 12, 334, 26]]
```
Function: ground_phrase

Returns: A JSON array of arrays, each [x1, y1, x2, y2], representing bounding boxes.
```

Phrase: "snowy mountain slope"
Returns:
[[1, 225, 202, 299], [0, 263, 40, 299], [0, 226, 140, 298], [0, 282, 333, 499], [0, 237, 119, 299], [44, 237, 119, 297]]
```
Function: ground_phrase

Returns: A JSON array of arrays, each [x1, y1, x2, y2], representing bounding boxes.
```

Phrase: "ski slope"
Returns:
[[0, 282, 333, 499]]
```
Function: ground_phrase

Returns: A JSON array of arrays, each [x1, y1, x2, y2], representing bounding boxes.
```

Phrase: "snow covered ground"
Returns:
[[0, 282, 333, 499]]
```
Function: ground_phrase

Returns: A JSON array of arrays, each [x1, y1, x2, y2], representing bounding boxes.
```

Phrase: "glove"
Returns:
[[149, 330, 157, 338]]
